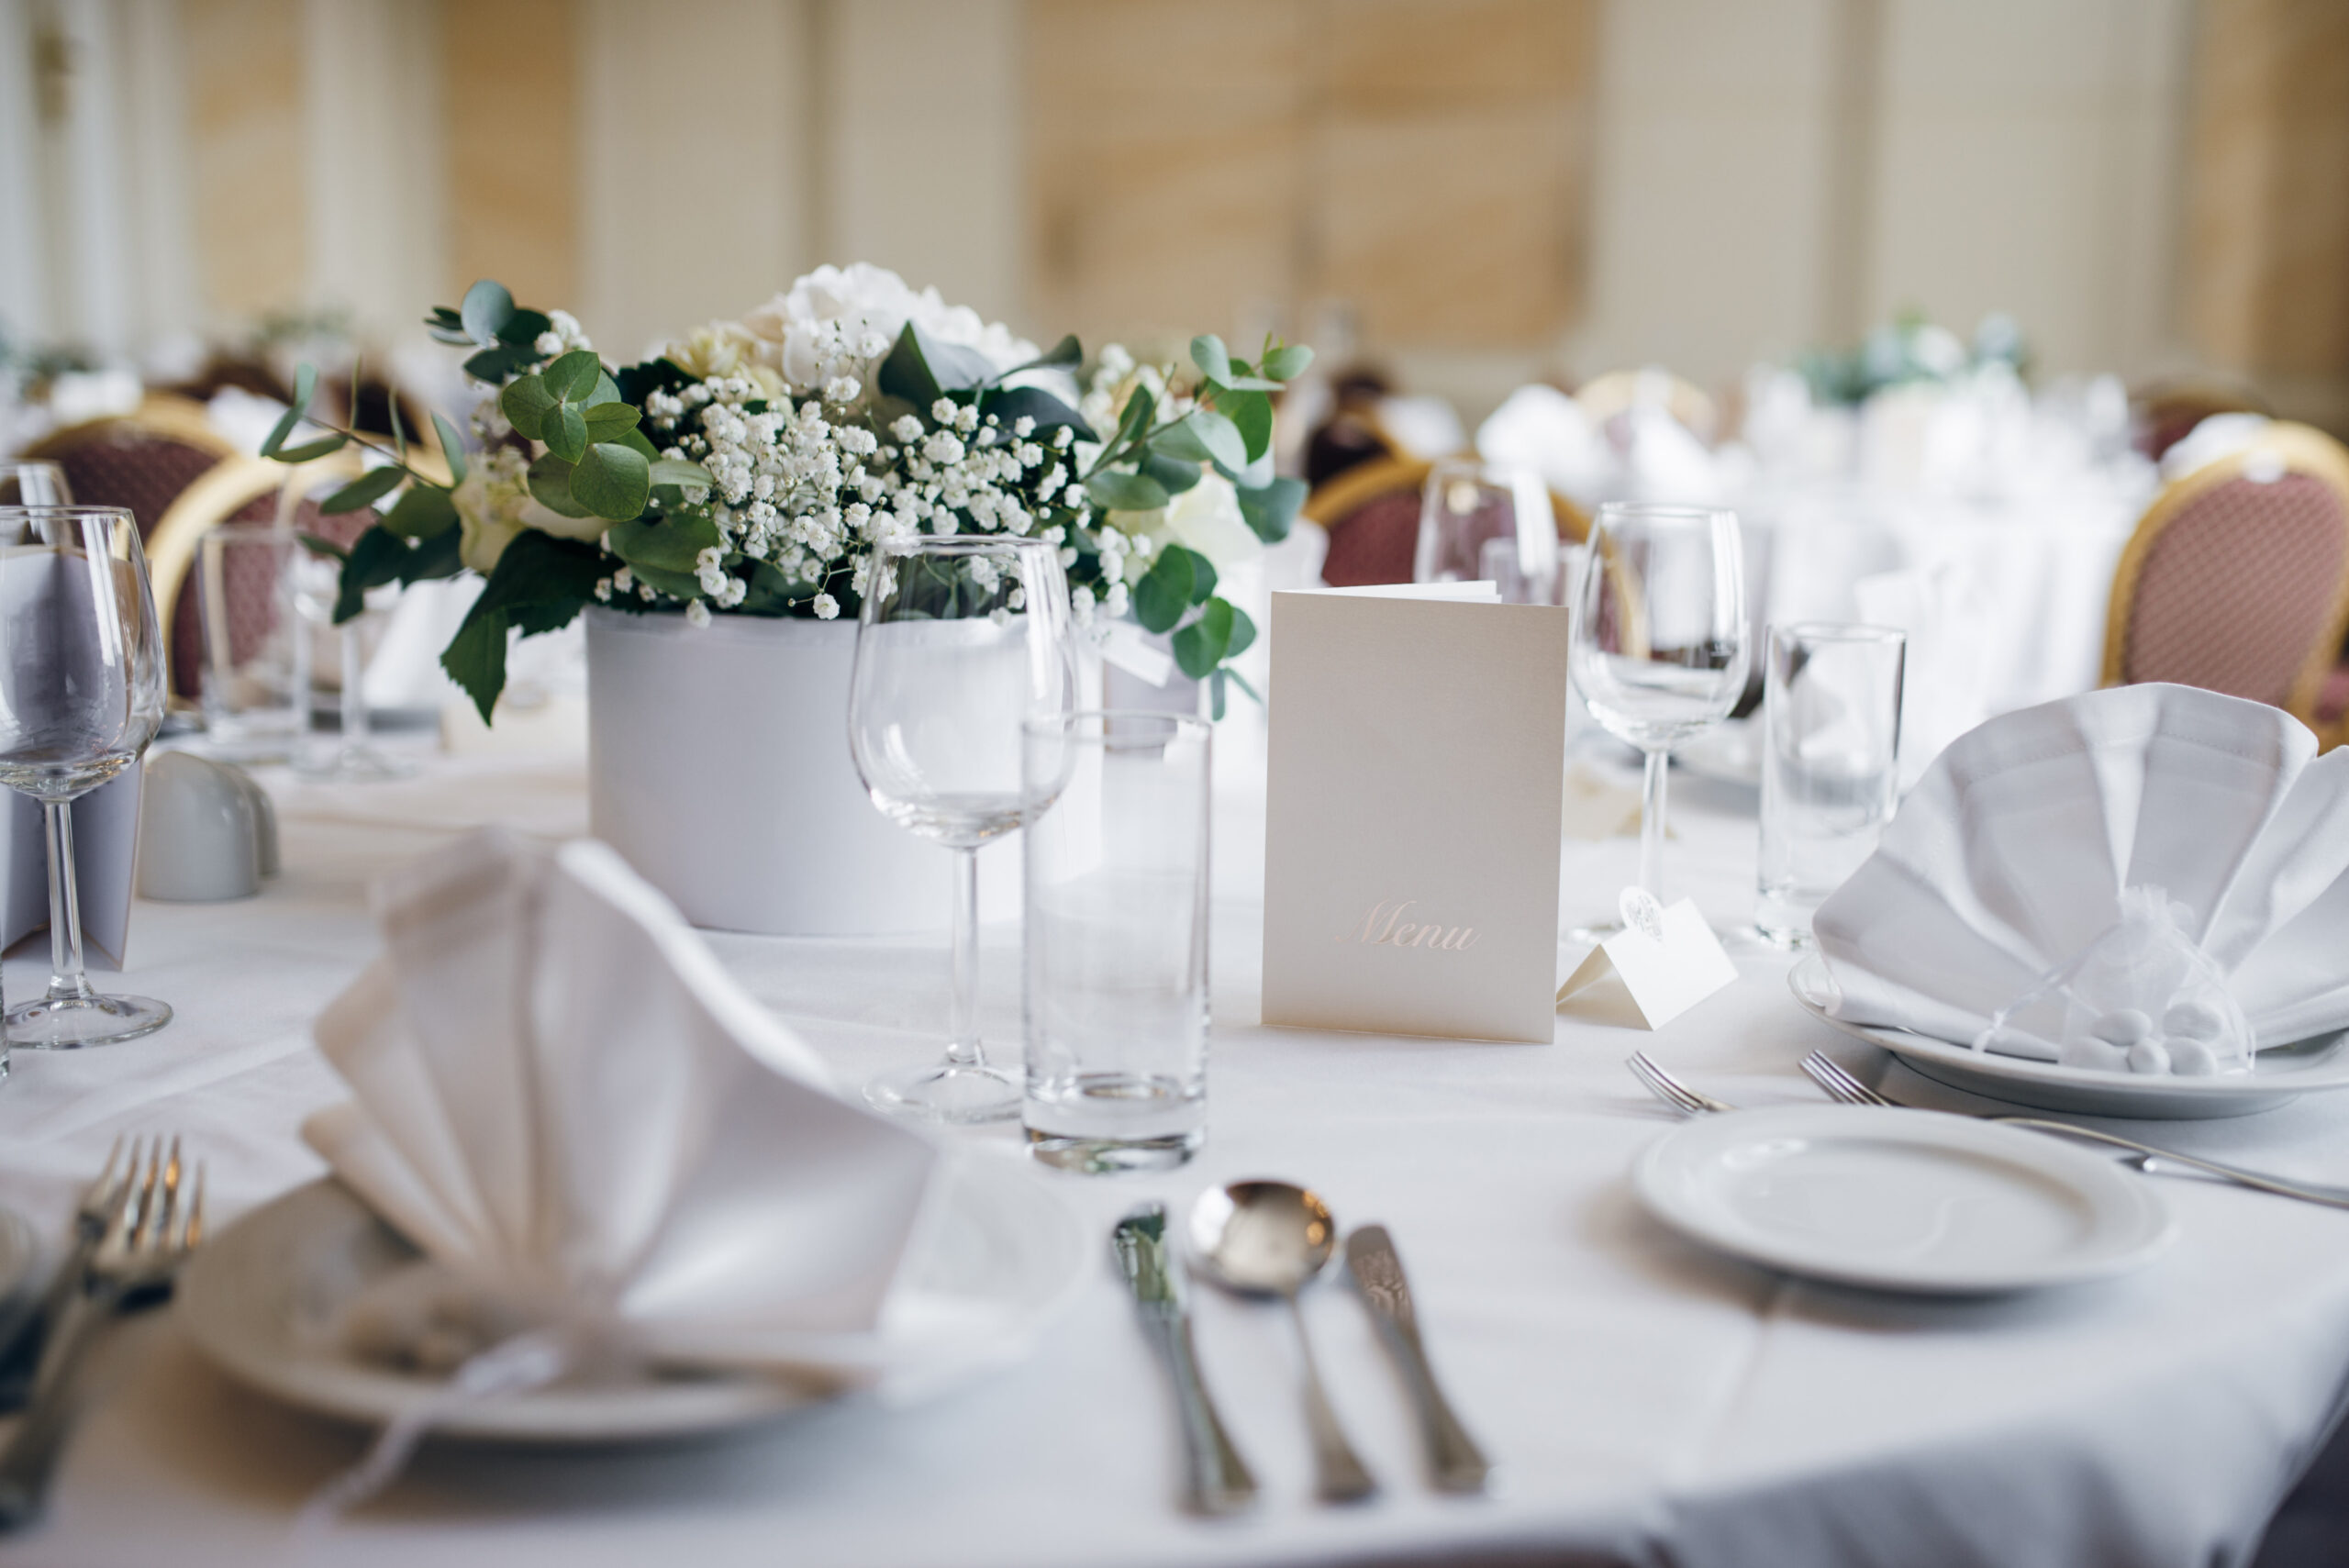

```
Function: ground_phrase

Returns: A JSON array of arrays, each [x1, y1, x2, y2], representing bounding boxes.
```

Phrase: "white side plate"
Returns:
[[1635, 1104, 2176, 1294], [1788, 951, 2349, 1119], [178, 1156, 1084, 1442]]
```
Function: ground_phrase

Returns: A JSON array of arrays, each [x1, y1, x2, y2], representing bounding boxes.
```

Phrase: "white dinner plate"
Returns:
[[1788, 951, 2349, 1119], [179, 1156, 1085, 1442], [1634, 1104, 2175, 1294]]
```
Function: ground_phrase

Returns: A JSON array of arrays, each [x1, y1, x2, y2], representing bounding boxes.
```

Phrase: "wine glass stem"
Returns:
[[40, 801, 92, 1005], [945, 846, 983, 1069], [340, 625, 368, 754], [1640, 747, 1668, 900]]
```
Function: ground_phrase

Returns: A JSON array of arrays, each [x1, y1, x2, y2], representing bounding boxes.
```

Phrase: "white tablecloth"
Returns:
[[0, 744, 2345, 1568]]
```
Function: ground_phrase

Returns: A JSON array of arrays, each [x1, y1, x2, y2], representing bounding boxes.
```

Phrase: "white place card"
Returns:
[[1262, 583, 1570, 1044], [0, 763, 142, 970], [1557, 887, 1737, 1029]]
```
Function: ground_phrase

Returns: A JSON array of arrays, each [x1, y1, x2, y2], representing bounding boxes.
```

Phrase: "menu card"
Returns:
[[0, 764, 141, 969], [1262, 584, 1569, 1043]]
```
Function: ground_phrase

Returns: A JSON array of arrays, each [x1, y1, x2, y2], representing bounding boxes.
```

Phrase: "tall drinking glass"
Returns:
[[195, 523, 305, 762], [1755, 623, 1905, 947], [0, 463, 70, 506], [1021, 711, 1210, 1172], [1415, 459, 1560, 604], [1570, 503, 1749, 918], [290, 543, 410, 781], [849, 536, 1077, 1123], [0, 506, 172, 1046]]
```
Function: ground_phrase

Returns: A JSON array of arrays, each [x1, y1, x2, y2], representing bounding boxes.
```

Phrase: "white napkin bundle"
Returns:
[[1815, 684, 2349, 1068], [302, 829, 942, 1375]]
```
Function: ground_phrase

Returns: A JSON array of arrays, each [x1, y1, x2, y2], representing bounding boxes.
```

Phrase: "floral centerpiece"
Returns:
[[266, 263, 1311, 721]]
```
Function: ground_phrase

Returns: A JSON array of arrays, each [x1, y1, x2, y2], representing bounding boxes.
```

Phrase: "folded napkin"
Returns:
[[303, 829, 942, 1375], [1814, 684, 2349, 1066]]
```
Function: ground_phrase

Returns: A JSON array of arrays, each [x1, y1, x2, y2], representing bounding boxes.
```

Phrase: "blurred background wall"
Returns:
[[2, 0, 2343, 432]]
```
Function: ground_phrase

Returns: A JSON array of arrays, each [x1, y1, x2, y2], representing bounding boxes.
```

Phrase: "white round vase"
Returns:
[[584, 606, 952, 935]]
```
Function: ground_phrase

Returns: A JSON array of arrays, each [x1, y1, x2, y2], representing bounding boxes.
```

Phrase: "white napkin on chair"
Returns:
[[301, 829, 942, 1373], [1814, 684, 2349, 1054]]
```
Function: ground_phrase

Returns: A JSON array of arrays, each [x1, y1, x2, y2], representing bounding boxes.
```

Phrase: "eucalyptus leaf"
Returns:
[[1171, 595, 1234, 680], [259, 405, 302, 460], [1261, 343, 1313, 381], [585, 372, 621, 407], [1150, 420, 1217, 467], [1189, 335, 1232, 386], [876, 322, 996, 406], [464, 344, 532, 384], [649, 457, 714, 496], [1132, 547, 1194, 634], [432, 412, 469, 484], [1209, 669, 1228, 721], [292, 361, 317, 413], [318, 466, 406, 515], [273, 434, 350, 464], [499, 374, 554, 440], [1213, 375, 1283, 393], [980, 384, 1095, 442], [495, 307, 551, 349], [295, 531, 348, 562], [1085, 470, 1169, 513], [527, 453, 594, 517], [543, 349, 602, 404], [1223, 601, 1257, 659], [994, 334, 1082, 378], [1171, 543, 1218, 605], [381, 483, 458, 539], [544, 403, 589, 463], [460, 279, 515, 346], [1220, 387, 1274, 463], [583, 402, 640, 442], [1141, 451, 1202, 495], [1116, 384, 1156, 446], [627, 562, 704, 600], [572, 441, 651, 520], [1237, 475, 1307, 544], [617, 427, 661, 461], [608, 511, 721, 573]]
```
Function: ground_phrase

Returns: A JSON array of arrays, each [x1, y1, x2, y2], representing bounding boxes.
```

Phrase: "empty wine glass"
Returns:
[[1571, 503, 1749, 923], [849, 535, 1078, 1122], [0, 462, 70, 506], [0, 506, 172, 1046], [289, 543, 411, 782]]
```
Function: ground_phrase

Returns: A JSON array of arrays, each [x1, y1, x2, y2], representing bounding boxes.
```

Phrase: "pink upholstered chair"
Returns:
[[2103, 422, 2349, 745]]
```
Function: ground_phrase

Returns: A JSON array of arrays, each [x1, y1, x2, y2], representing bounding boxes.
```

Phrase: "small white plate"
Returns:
[[1635, 1104, 2175, 1294], [179, 1157, 1084, 1442], [1789, 952, 2349, 1119]]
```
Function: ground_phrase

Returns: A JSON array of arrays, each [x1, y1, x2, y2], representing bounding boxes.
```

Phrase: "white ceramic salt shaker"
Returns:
[[139, 751, 261, 902]]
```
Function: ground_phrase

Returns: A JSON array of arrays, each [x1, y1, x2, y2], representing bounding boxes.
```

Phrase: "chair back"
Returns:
[[21, 395, 238, 541], [2103, 422, 2349, 731], [1304, 455, 1588, 588]]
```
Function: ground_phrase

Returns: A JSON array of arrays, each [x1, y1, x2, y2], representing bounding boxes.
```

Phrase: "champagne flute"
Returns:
[[0, 506, 173, 1046], [1570, 503, 1749, 926], [849, 535, 1077, 1122]]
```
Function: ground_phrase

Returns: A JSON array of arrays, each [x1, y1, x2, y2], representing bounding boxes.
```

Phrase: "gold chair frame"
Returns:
[[2100, 420, 2349, 738]]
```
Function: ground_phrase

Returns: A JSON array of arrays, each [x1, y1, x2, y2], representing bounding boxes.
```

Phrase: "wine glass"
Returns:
[[1570, 503, 1749, 924], [0, 462, 70, 506], [0, 506, 173, 1046], [289, 543, 411, 782], [849, 535, 1077, 1122]]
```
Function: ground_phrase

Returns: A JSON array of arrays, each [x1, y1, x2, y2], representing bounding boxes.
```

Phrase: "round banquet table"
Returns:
[[0, 729, 2346, 1568]]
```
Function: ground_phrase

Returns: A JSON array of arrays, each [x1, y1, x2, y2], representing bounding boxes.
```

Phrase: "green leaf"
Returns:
[[273, 433, 348, 464], [980, 384, 1095, 442], [1223, 601, 1256, 659], [295, 531, 348, 562], [426, 306, 473, 346], [607, 511, 721, 573], [1189, 335, 1231, 386], [649, 457, 713, 496], [1223, 666, 1262, 706], [571, 441, 651, 520], [440, 530, 605, 720], [616, 427, 661, 461], [994, 334, 1082, 379], [1213, 375, 1283, 393], [1085, 470, 1170, 512], [1132, 548, 1195, 634], [500, 374, 554, 440], [1169, 542, 1218, 605], [1172, 596, 1235, 680], [583, 402, 640, 442], [1115, 384, 1156, 447], [876, 321, 995, 406], [1261, 343, 1313, 381], [1220, 387, 1274, 463], [528, 453, 594, 517], [495, 307, 551, 348], [627, 562, 703, 600], [259, 404, 303, 460], [292, 361, 317, 414], [1141, 451, 1202, 495], [432, 412, 468, 484], [542, 349, 601, 404], [464, 343, 532, 383], [1159, 409, 1245, 474], [1209, 669, 1228, 721], [545, 402, 589, 464], [440, 610, 509, 723], [318, 466, 406, 515], [460, 279, 515, 346], [584, 372, 622, 407], [381, 483, 458, 539], [1237, 476, 1307, 544], [332, 525, 428, 619]]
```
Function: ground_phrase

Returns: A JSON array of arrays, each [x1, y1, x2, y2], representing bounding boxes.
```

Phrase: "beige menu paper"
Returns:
[[1262, 584, 1569, 1043]]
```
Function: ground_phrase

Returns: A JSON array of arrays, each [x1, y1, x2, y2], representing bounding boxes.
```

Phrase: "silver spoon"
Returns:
[[1187, 1181, 1378, 1503]]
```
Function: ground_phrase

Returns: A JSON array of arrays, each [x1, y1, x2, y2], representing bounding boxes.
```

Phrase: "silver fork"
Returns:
[[1627, 1051, 1737, 1117], [0, 1140, 206, 1530], [0, 1137, 139, 1407], [1798, 1051, 2349, 1211]]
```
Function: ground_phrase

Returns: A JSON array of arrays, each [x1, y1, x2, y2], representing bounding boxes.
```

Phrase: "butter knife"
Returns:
[[1345, 1224, 1492, 1494], [1111, 1205, 1256, 1516]]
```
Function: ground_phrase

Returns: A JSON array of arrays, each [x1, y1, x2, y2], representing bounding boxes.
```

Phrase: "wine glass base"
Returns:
[[863, 1062, 1021, 1124], [7, 993, 173, 1049]]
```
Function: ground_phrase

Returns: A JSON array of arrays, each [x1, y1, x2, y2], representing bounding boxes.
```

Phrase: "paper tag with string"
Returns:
[[1557, 886, 1737, 1029]]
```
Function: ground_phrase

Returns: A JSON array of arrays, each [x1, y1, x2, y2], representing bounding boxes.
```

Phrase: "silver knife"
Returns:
[[1345, 1224, 1492, 1494], [1111, 1205, 1256, 1516]]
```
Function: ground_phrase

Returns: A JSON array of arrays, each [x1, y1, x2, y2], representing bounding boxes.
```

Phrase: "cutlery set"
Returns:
[[1113, 1182, 1489, 1516]]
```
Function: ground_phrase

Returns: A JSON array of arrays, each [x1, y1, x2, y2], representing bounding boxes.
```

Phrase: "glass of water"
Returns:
[[1021, 711, 1210, 1172], [1754, 622, 1905, 947], [195, 523, 306, 762]]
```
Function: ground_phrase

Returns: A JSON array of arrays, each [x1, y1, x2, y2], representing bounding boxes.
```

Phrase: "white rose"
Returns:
[[1109, 471, 1260, 584], [453, 467, 610, 574], [741, 262, 1037, 388]]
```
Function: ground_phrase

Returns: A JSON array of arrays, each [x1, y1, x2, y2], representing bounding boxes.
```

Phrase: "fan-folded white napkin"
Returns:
[[1814, 684, 2349, 1062], [301, 828, 942, 1373]]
